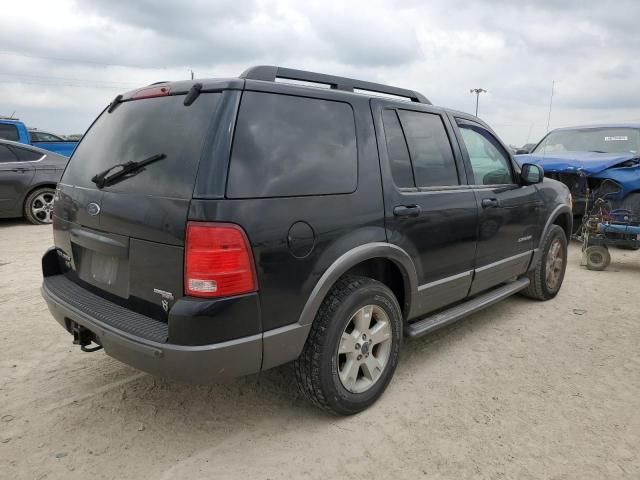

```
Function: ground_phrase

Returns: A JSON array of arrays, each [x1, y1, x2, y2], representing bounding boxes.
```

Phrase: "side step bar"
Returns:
[[406, 277, 530, 338]]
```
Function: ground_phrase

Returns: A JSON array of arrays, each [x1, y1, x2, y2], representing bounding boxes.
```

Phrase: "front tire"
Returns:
[[24, 187, 56, 225], [521, 224, 567, 300], [294, 276, 402, 415]]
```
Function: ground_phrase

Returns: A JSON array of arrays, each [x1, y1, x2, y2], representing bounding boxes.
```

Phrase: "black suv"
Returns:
[[41, 66, 572, 415]]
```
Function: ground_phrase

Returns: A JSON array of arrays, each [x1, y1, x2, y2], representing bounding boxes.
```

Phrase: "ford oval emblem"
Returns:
[[87, 202, 101, 216]]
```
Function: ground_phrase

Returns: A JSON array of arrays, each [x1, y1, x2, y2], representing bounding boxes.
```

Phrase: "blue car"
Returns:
[[516, 124, 640, 223], [0, 118, 78, 157]]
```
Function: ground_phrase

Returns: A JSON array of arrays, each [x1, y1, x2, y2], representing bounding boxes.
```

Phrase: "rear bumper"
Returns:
[[41, 275, 262, 383]]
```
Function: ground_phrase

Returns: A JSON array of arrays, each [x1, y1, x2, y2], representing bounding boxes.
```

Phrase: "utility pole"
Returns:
[[546, 80, 555, 132], [470, 88, 487, 116]]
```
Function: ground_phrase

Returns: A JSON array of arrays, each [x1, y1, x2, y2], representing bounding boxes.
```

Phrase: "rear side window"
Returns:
[[0, 145, 18, 162], [63, 93, 221, 198], [9, 146, 43, 162], [382, 109, 414, 188], [227, 92, 357, 198], [398, 111, 459, 187], [0, 124, 19, 141]]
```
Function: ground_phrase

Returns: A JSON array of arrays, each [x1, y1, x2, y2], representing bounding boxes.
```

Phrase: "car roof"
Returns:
[[120, 65, 433, 106]]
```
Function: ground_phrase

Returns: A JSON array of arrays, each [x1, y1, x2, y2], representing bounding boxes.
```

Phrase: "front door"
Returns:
[[452, 117, 542, 295], [0, 145, 35, 215], [373, 100, 478, 319]]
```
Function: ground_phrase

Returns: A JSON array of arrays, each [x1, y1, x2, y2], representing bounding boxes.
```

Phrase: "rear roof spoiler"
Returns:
[[241, 65, 431, 105]]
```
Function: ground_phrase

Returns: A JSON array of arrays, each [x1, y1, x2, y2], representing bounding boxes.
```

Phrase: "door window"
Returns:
[[398, 110, 459, 187], [458, 124, 515, 185]]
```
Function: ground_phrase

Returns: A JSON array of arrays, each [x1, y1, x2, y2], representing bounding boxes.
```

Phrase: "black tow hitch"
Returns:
[[70, 322, 103, 353]]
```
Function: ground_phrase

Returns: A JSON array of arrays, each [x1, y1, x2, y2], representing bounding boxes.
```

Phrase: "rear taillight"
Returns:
[[184, 222, 257, 298]]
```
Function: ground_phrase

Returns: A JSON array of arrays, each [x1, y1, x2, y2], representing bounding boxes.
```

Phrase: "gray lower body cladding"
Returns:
[[41, 274, 310, 383]]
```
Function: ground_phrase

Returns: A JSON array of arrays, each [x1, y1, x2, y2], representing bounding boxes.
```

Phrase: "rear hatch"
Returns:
[[53, 87, 224, 321]]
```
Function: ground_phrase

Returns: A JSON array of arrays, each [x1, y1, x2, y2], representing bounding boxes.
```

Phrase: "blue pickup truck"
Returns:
[[0, 118, 78, 157]]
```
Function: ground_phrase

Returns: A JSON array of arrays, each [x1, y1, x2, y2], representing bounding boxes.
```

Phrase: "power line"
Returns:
[[0, 50, 158, 70], [0, 78, 128, 90], [0, 72, 136, 88]]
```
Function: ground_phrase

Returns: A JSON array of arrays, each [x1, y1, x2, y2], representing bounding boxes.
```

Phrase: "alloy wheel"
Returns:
[[337, 305, 392, 394]]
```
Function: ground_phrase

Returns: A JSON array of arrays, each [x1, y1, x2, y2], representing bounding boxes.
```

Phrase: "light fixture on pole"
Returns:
[[470, 88, 487, 116]]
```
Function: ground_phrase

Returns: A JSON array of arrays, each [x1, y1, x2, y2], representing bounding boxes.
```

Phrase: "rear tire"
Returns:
[[294, 276, 402, 415], [521, 225, 567, 300], [584, 245, 610, 271], [23, 187, 56, 225]]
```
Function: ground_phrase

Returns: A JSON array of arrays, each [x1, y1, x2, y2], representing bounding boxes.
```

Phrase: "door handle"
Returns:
[[393, 205, 422, 217], [11, 168, 29, 173], [481, 198, 499, 208]]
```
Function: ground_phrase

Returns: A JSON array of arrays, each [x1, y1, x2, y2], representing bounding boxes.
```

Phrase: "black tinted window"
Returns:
[[0, 145, 18, 162], [227, 92, 357, 198], [63, 93, 221, 198], [9, 146, 43, 162], [0, 124, 19, 141], [398, 111, 458, 187], [382, 109, 414, 188]]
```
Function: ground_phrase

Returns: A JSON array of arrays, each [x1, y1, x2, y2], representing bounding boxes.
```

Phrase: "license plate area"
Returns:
[[90, 252, 119, 286], [72, 242, 130, 298]]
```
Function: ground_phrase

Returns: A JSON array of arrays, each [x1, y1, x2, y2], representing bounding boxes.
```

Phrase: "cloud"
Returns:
[[0, 0, 639, 143]]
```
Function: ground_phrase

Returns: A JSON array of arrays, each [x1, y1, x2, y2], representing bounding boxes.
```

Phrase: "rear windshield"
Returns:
[[0, 124, 19, 141], [63, 93, 221, 198]]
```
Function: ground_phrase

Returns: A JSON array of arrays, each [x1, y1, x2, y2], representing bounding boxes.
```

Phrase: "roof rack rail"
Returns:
[[240, 65, 431, 105], [0, 116, 20, 121]]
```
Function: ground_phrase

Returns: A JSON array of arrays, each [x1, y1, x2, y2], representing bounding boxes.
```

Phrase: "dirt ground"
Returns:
[[0, 218, 639, 480]]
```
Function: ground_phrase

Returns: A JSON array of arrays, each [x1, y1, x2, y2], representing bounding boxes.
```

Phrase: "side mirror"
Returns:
[[520, 163, 544, 185]]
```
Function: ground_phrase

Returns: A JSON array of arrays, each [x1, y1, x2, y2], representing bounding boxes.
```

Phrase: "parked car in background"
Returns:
[[63, 133, 84, 141], [41, 66, 572, 415], [516, 125, 640, 221], [0, 139, 68, 224], [0, 118, 79, 157], [515, 143, 536, 154]]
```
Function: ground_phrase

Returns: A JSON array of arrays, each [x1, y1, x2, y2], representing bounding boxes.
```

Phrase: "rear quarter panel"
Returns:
[[189, 88, 385, 332]]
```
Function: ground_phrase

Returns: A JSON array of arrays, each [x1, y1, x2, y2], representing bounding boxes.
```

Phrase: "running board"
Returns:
[[406, 277, 530, 338]]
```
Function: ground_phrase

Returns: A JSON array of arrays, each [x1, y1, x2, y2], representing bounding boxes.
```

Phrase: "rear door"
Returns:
[[452, 117, 541, 295], [0, 144, 36, 214], [53, 91, 225, 321], [373, 100, 478, 318]]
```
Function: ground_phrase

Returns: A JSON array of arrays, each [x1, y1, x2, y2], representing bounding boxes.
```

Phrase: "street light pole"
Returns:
[[470, 88, 487, 116]]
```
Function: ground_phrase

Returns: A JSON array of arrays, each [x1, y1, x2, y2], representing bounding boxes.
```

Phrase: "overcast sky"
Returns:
[[1, 0, 638, 145]]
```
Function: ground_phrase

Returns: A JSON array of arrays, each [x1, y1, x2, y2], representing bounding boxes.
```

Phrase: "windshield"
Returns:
[[533, 128, 640, 155], [63, 93, 220, 198]]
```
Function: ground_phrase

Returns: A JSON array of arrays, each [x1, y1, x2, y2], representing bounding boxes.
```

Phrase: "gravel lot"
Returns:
[[1, 219, 639, 479]]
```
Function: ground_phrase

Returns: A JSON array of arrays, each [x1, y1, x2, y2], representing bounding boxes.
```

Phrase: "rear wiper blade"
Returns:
[[91, 153, 166, 189]]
